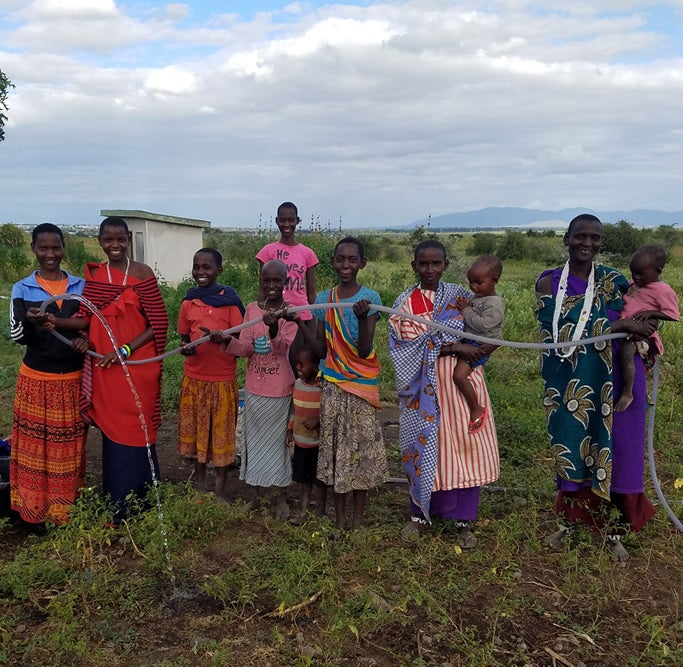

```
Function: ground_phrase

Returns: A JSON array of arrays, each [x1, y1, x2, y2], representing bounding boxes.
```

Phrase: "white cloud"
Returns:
[[164, 3, 191, 21], [27, 0, 118, 19], [1, 0, 683, 228], [144, 66, 197, 96]]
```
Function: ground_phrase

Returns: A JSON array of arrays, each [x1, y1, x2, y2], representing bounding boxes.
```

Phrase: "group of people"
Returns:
[[8, 207, 678, 558]]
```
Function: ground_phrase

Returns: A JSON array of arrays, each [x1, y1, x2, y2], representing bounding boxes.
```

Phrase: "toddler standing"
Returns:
[[177, 248, 244, 499], [287, 346, 326, 525]]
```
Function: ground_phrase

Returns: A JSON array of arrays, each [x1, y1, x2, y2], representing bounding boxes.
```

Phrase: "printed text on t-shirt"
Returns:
[[276, 248, 306, 290]]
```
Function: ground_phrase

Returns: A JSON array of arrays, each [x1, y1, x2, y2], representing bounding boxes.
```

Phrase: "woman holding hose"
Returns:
[[9, 223, 87, 525], [77, 216, 168, 525]]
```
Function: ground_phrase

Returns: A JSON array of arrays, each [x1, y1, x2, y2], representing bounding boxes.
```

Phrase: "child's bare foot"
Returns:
[[543, 525, 573, 549], [614, 393, 634, 412], [241, 497, 261, 514], [467, 406, 488, 434], [469, 405, 485, 424], [606, 535, 629, 564], [275, 498, 290, 521]]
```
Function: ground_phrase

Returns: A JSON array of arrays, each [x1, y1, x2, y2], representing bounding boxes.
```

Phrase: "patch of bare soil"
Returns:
[[84, 406, 402, 502]]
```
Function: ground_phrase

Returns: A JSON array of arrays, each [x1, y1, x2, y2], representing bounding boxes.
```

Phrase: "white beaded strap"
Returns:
[[552, 260, 595, 359], [106, 255, 130, 286]]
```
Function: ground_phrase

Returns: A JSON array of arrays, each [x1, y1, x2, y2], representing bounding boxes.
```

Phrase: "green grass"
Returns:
[[3, 482, 680, 665]]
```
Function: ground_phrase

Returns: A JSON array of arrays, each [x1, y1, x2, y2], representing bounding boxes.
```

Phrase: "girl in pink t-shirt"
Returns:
[[615, 245, 680, 412], [256, 202, 318, 320]]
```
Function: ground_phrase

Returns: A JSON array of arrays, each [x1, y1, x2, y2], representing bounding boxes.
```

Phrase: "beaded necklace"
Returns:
[[552, 260, 595, 359], [106, 256, 130, 286]]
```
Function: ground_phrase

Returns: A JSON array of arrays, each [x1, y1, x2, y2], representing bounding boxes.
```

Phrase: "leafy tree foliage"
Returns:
[[0, 69, 14, 142], [600, 220, 645, 261], [469, 232, 497, 256], [0, 224, 29, 282], [0, 223, 25, 248], [649, 225, 680, 252], [497, 230, 528, 260], [63, 235, 99, 276], [409, 226, 427, 245]]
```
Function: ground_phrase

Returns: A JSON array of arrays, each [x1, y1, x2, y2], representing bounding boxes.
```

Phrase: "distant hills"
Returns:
[[407, 207, 683, 230]]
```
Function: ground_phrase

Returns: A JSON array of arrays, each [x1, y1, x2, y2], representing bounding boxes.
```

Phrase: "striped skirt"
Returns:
[[10, 373, 87, 524], [177, 376, 238, 466], [240, 393, 292, 488]]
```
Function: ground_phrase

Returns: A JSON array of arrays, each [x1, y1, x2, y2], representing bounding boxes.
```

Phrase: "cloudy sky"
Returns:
[[1, 0, 682, 229]]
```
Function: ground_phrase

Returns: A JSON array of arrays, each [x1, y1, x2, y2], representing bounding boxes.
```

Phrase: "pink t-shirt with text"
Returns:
[[256, 242, 319, 320]]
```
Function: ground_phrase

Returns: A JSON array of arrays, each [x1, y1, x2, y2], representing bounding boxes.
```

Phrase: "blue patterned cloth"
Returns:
[[388, 281, 469, 519]]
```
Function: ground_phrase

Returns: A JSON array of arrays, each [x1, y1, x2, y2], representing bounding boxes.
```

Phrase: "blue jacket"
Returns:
[[10, 270, 86, 374]]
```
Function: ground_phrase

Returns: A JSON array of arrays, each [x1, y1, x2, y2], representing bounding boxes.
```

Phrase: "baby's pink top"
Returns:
[[226, 301, 297, 396], [620, 280, 680, 355], [256, 241, 319, 320]]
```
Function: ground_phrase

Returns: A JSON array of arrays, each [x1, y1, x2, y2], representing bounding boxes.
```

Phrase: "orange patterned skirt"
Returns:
[[178, 376, 238, 466], [10, 372, 87, 524]]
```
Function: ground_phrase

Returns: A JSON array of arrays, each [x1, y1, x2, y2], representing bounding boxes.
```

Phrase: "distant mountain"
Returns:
[[408, 207, 683, 230]]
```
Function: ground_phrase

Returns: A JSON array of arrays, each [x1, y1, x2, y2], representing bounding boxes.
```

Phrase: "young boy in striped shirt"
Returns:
[[287, 346, 326, 524]]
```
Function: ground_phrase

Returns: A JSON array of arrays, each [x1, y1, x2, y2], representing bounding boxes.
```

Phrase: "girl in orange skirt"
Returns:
[[9, 223, 87, 525], [177, 248, 244, 499]]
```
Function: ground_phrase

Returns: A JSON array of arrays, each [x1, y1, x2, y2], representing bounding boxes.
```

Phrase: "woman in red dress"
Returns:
[[78, 217, 168, 524]]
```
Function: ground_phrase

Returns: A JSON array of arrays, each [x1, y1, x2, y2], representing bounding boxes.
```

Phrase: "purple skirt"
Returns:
[[411, 487, 480, 522]]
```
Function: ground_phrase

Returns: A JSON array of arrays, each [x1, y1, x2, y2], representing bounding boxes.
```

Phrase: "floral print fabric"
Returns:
[[316, 382, 388, 493], [536, 264, 629, 499]]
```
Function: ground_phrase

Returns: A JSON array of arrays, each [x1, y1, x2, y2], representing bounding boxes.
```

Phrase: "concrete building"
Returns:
[[100, 209, 210, 286]]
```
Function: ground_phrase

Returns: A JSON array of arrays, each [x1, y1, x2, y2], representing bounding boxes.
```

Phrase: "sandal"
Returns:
[[606, 535, 630, 563], [456, 528, 477, 549], [455, 522, 477, 549], [400, 520, 422, 542], [543, 524, 573, 549], [468, 408, 488, 434], [288, 511, 305, 526]]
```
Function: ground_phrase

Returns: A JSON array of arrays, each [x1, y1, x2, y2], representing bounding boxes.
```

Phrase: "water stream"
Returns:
[[40, 294, 176, 588]]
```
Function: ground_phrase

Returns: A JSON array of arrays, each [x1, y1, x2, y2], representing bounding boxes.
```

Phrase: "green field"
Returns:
[[0, 225, 681, 666]]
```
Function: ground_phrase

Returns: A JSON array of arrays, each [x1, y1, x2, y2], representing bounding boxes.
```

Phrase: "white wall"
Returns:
[[126, 219, 203, 286]]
